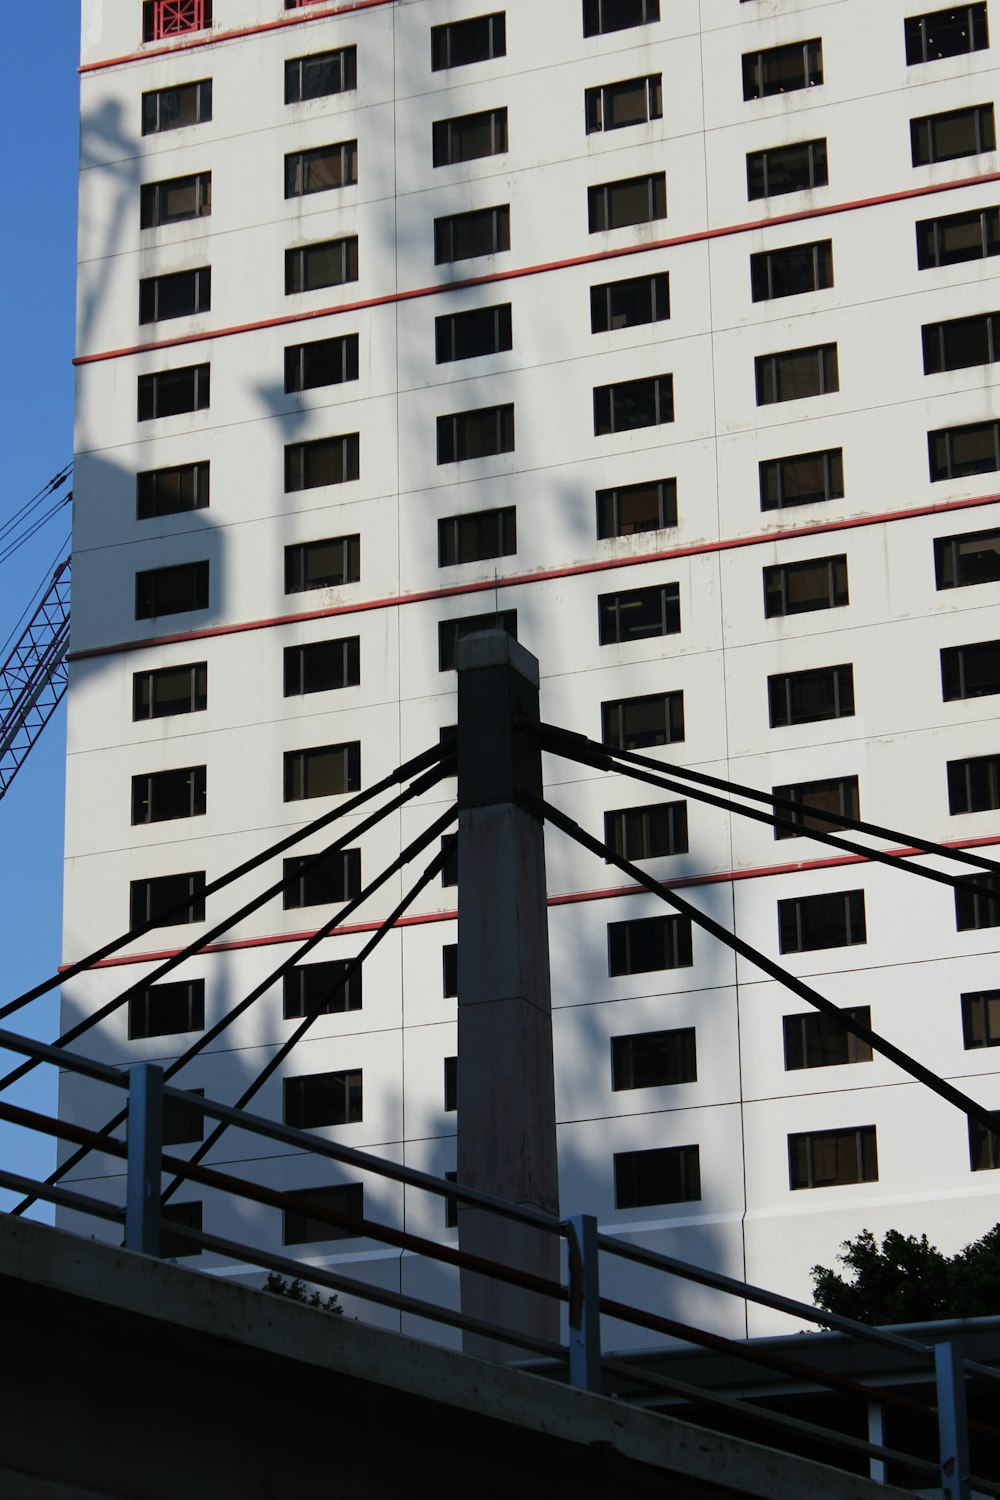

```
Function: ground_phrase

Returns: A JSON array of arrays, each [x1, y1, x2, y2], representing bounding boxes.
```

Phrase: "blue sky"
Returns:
[[0, 6, 83, 1208]]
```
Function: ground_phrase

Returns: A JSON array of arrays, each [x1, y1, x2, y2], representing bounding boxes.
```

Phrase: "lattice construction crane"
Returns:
[[0, 556, 72, 804]]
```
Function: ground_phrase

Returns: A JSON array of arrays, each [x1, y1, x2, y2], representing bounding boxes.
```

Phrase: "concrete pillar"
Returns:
[[455, 630, 560, 1360]]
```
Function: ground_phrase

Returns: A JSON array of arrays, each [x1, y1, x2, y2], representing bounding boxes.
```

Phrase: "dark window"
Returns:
[[588, 173, 666, 232], [747, 139, 828, 200], [285, 333, 358, 394], [768, 664, 854, 727], [583, 0, 660, 38], [756, 344, 838, 404], [283, 848, 361, 909], [783, 1007, 873, 1069], [760, 448, 844, 510], [438, 507, 516, 566], [751, 241, 832, 302], [597, 478, 676, 538], [285, 435, 360, 491], [942, 640, 1000, 699], [130, 871, 206, 928], [605, 801, 688, 860], [433, 108, 507, 166], [435, 304, 512, 363], [442, 835, 457, 889], [132, 765, 206, 824], [136, 461, 209, 521], [743, 39, 823, 100], [434, 205, 510, 264], [282, 960, 362, 1018], [283, 1183, 364, 1244], [142, 0, 213, 40], [162, 1088, 204, 1147], [948, 753, 1000, 813], [432, 12, 506, 69], [135, 561, 208, 620], [955, 873, 1000, 929], [788, 1126, 878, 1189], [778, 890, 867, 953], [137, 364, 210, 421], [591, 272, 669, 333], [437, 404, 514, 463], [439, 611, 517, 670], [285, 141, 358, 198], [285, 536, 360, 593], [285, 46, 356, 104], [161, 1200, 203, 1259], [284, 743, 361, 800], [139, 267, 211, 324], [916, 206, 1000, 268], [284, 637, 360, 696], [929, 421, 1000, 481], [969, 1111, 1000, 1171], [285, 237, 359, 294], [128, 979, 205, 1040], [608, 913, 693, 975], [612, 1028, 696, 1090], [602, 692, 684, 750], [444, 1056, 458, 1112], [924, 312, 1000, 374], [142, 78, 212, 135], [773, 775, 860, 841], [764, 555, 849, 617], [598, 583, 680, 644], [284, 1070, 363, 1128], [140, 172, 211, 228], [445, 1169, 459, 1229], [133, 663, 207, 720], [904, 5, 989, 65], [585, 74, 662, 133], [935, 526, 1000, 588], [594, 375, 673, 435], [911, 103, 995, 165], [614, 1144, 700, 1208], [443, 943, 458, 997], [962, 989, 1000, 1047]]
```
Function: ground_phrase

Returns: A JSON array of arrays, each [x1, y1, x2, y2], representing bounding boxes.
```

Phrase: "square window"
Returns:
[[747, 139, 827, 200], [434, 205, 510, 264], [955, 873, 1000, 930], [763, 555, 848, 617], [433, 108, 507, 167], [283, 848, 361, 910], [759, 449, 843, 510], [756, 344, 838, 404], [743, 38, 822, 100], [947, 754, 1000, 813], [591, 272, 669, 333], [137, 461, 209, 520], [941, 640, 1000, 700], [432, 13, 506, 69], [130, 871, 206, 929], [607, 913, 692, 975], [283, 638, 360, 695], [594, 375, 673, 434], [133, 663, 207, 720], [585, 74, 662, 133], [131, 765, 206, 824], [583, 0, 659, 38], [614, 1144, 700, 1207], [778, 890, 867, 953], [285, 536, 360, 593], [788, 1126, 878, 1189], [282, 1182, 363, 1244], [128, 979, 205, 1040], [285, 46, 356, 104], [285, 237, 359, 294], [435, 304, 512, 363], [602, 692, 683, 750], [598, 583, 680, 644], [437, 405, 514, 464], [934, 526, 1000, 587], [142, 78, 212, 135], [772, 775, 859, 840], [283, 960, 361, 1018], [768, 664, 854, 727], [285, 141, 358, 198], [783, 1007, 872, 1068], [285, 435, 360, 491], [140, 172, 211, 228], [284, 1069, 363, 1128], [611, 1028, 696, 1089], [904, 5, 989, 65], [284, 743, 361, 800], [135, 561, 209, 620], [605, 801, 687, 861], [750, 241, 832, 302], [588, 172, 666, 232]]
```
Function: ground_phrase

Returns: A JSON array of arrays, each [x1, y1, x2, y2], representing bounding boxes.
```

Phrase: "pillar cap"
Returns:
[[455, 630, 540, 687]]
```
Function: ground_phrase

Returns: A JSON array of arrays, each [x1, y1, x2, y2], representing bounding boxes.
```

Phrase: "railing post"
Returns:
[[566, 1214, 601, 1393], [125, 1063, 164, 1256], [935, 1340, 972, 1500]]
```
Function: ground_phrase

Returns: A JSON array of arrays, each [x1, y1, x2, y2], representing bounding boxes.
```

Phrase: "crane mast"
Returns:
[[0, 556, 72, 803]]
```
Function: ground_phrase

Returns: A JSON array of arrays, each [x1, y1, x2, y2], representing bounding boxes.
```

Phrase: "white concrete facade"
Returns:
[[65, 0, 1000, 1342]]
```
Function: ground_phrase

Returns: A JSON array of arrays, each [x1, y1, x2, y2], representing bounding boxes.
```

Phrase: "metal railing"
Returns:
[[1, 1020, 998, 1500]]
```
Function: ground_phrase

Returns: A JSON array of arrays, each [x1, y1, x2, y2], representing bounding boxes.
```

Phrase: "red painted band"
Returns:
[[64, 831, 1000, 971], [79, 0, 398, 75], [73, 169, 1000, 367], [67, 488, 1000, 663]]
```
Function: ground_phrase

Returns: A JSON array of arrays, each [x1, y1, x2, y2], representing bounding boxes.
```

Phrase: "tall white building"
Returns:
[[64, 0, 1000, 1339]]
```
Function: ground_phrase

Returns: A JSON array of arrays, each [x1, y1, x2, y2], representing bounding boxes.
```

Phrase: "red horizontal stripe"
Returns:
[[67, 488, 1000, 663], [63, 833, 1000, 972], [79, 0, 398, 75], [73, 169, 1000, 367]]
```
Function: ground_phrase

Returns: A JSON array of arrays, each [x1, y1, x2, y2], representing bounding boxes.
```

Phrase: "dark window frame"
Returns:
[[602, 692, 684, 750], [434, 205, 510, 265], [438, 506, 517, 567], [605, 801, 688, 861], [140, 171, 212, 228], [128, 979, 205, 1040], [282, 960, 362, 1019], [131, 765, 207, 824], [284, 435, 360, 492], [285, 140, 358, 198], [594, 374, 673, 435], [285, 535, 361, 593], [768, 663, 855, 727], [783, 1006, 873, 1069], [137, 461, 209, 521], [611, 1028, 697, 1090], [747, 139, 828, 201], [129, 871, 206, 929], [607, 913, 693, 975], [590, 271, 669, 333], [759, 449, 844, 510], [614, 1143, 701, 1208], [285, 45, 357, 104], [904, 5, 989, 65], [436, 404, 515, 464], [284, 742, 362, 801], [778, 889, 867, 954], [750, 240, 833, 302], [137, 364, 210, 421], [285, 237, 359, 295], [132, 662, 207, 720], [911, 102, 996, 165], [284, 1069, 363, 1129], [772, 775, 860, 841], [588, 172, 666, 233], [135, 560, 209, 620], [598, 583, 680, 645], [742, 38, 823, 101], [788, 1126, 878, 1189], [585, 73, 662, 133], [432, 12, 506, 70], [941, 640, 1000, 700], [283, 637, 360, 696], [432, 107, 508, 167], [597, 478, 677, 537], [948, 753, 1000, 814], [285, 333, 359, 393], [916, 206, 1000, 269], [139, 266, 211, 325], [282, 848, 362, 910], [763, 554, 849, 617], [435, 304, 512, 364], [142, 78, 213, 135], [583, 0, 660, 39], [755, 343, 839, 405]]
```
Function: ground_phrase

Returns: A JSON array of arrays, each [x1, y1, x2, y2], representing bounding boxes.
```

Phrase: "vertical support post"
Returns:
[[867, 1401, 886, 1485], [935, 1340, 972, 1500], [125, 1063, 164, 1256], [567, 1214, 602, 1393], [456, 630, 560, 1361]]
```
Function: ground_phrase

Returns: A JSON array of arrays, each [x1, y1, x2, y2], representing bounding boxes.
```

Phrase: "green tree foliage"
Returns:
[[263, 1271, 343, 1315], [812, 1225, 1000, 1324]]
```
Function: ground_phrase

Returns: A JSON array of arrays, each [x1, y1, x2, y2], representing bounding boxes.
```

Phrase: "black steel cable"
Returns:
[[0, 493, 72, 569], [0, 759, 449, 1094], [528, 719, 1000, 878], [159, 816, 455, 1204], [529, 722, 1000, 903], [0, 738, 451, 1022], [523, 788, 1000, 1136], [11, 801, 456, 1217], [0, 465, 72, 547]]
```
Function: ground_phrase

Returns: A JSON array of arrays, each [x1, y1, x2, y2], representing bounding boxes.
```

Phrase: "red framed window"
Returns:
[[143, 0, 212, 42]]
